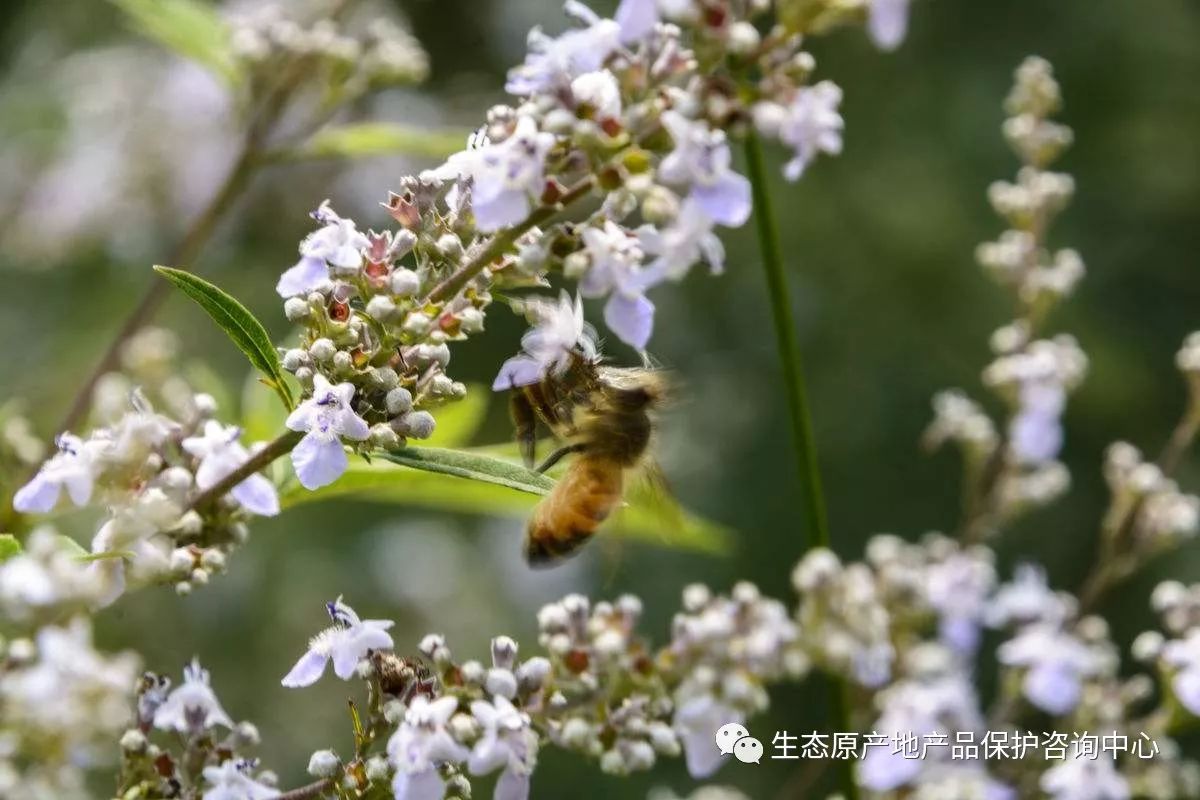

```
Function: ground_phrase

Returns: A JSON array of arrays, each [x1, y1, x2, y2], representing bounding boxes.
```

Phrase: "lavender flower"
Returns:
[[579, 220, 659, 348], [997, 623, 1096, 715], [282, 598, 395, 687], [276, 200, 370, 297], [638, 199, 725, 282], [754, 81, 845, 181], [1162, 629, 1200, 715], [658, 111, 752, 228], [867, 0, 912, 51], [387, 695, 469, 800], [1040, 751, 1130, 800], [201, 759, 280, 800], [152, 658, 234, 734], [285, 374, 370, 490], [182, 421, 279, 516], [12, 433, 95, 513], [504, 2, 620, 96], [468, 695, 538, 800], [436, 116, 557, 232], [493, 292, 598, 390]]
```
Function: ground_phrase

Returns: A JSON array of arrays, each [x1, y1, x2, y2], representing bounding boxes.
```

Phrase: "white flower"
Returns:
[[201, 759, 279, 800], [925, 553, 995, 654], [1041, 751, 1130, 800], [997, 623, 1095, 715], [153, 658, 234, 733], [493, 292, 598, 390], [388, 695, 469, 800], [13, 433, 95, 513], [282, 597, 395, 687], [754, 81, 845, 181], [672, 694, 740, 779], [986, 564, 1068, 627], [579, 220, 661, 349], [658, 111, 751, 227], [638, 199, 725, 282], [1162, 629, 1200, 715], [436, 117, 557, 232], [615, 0, 658, 42], [468, 695, 537, 800], [867, 0, 911, 51], [505, 2, 621, 96], [285, 374, 370, 490], [276, 201, 370, 297], [571, 70, 622, 119], [0, 528, 106, 623], [859, 672, 984, 792], [182, 421, 279, 516]]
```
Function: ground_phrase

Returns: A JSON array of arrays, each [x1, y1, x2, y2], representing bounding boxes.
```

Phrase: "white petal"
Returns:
[[13, 473, 61, 513], [231, 473, 280, 517], [332, 642, 364, 680], [63, 471, 94, 507], [336, 409, 370, 442], [604, 292, 655, 350], [615, 0, 657, 42], [281, 649, 329, 688], [291, 434, 348, 490], [474, 189, 532, 232], [494, 768, 531, 800], [285, 402, 317, 433], [691, 172, 752, 227], [868, 0, 910, 50], [276, 255, 329, 297], [392, 768, 445, 800], [492, 355, 545, 391]]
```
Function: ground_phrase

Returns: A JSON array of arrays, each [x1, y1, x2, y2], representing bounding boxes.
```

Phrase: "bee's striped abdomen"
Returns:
[[525, 456, 623, 565]]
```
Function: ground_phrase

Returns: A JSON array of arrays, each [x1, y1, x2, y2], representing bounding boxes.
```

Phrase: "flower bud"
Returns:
[[403, 312, 432, 336], [309, 338, 336, 363], [307, 749, 341, 778], [401, 410, 436, 439], [366, 295, 397, 321], [436, 233, 464, 259], [120, 729, 148, 753], [365, 755, 391, 783], [386, 387, 414, 416], [370, 423, 401, 450], [390, 268, 421, 297], [459, 307, 485, 334], [282, 348, 308, 372], [332, 350, 353, 373], [284, 297, 311, 322]]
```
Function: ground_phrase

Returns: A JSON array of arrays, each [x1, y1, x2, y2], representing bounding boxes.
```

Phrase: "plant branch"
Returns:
[[1077, 402, 1200, 613], [743, 132, 829, 550], [425, 178, 594, 304], [187, 430, 303, 512], [744, 132, 857, 800], [277, 778, 333, 800]]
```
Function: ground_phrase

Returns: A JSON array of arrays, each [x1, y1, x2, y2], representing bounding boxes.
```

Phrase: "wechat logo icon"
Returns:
[[715, 722, 763, 765]]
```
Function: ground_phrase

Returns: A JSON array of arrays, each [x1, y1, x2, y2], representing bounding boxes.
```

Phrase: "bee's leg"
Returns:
[[536, 442, 587, 473], [509, 391, 538, 468]]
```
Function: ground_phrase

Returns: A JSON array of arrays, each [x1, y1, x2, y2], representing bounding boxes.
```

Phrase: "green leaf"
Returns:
[[421, 389, 489, 448], [0, 533, 20, 561], [287, 123, 467, 162], [154, 266, 293, 411], [280, 446, 730, 555], [111, 0, 241, 86]]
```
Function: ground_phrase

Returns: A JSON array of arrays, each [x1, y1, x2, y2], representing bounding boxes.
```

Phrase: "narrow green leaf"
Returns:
[[286, 123, 467, 162], [378, 447, 555, 495], [279, 446, 730, 554], [0, 533, 20, 561], [154, 266, 293, 411], [111, 0, 241, 86]]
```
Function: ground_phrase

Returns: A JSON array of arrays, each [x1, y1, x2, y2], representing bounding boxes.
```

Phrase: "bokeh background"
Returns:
[[1, 0, 1198, 796]]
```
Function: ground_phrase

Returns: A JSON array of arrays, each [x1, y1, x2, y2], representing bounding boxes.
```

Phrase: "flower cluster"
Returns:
[[10, 330, 279, 611], [928, 57, 1086, 540], [271, 0, 902, 487], [115, 659, 278, 800], [0, 618, 141, 800]]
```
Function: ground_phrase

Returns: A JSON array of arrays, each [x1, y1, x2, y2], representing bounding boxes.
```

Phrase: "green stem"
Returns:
[[743, 133, 829, 550], [744, 133, 858, 800]]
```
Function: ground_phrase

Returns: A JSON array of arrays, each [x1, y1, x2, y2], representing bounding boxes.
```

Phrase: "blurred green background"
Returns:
[[1, 0, 1198, 796]]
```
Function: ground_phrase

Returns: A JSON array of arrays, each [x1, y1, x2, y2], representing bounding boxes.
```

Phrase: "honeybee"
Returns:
[[509, 353, 667, 565]]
